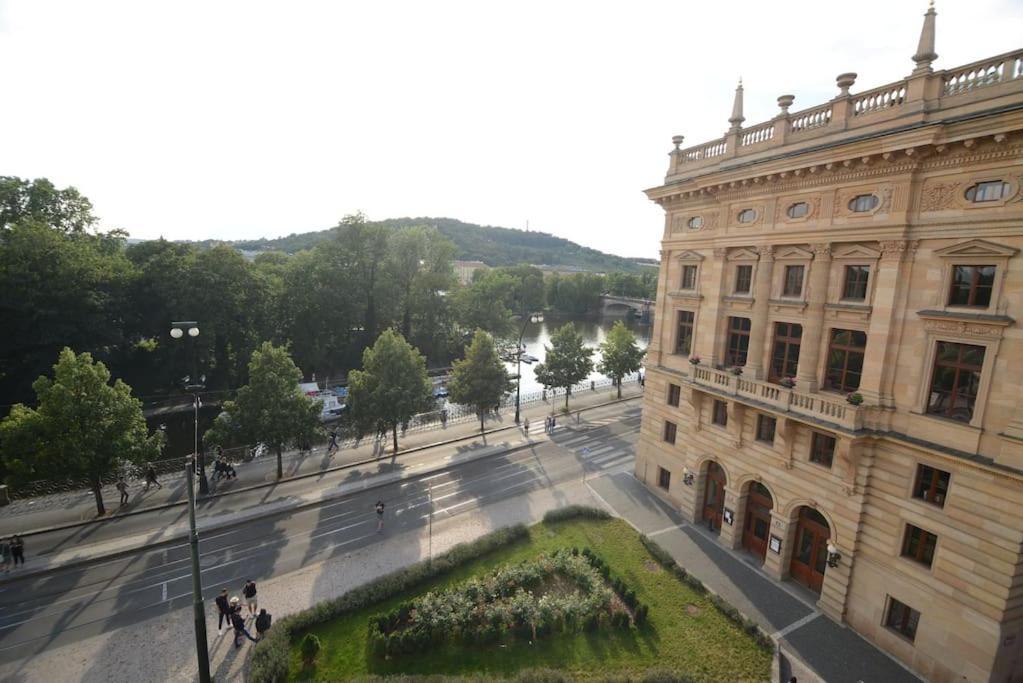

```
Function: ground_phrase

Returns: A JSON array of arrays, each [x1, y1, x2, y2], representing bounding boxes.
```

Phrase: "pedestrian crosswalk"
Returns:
[[551, 422, 638, 474]]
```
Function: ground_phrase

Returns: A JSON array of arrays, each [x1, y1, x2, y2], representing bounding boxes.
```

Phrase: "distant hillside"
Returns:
[[196, 217, 654, 273]]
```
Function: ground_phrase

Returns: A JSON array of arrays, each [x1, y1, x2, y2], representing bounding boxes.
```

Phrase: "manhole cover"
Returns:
[[685, 604, 702, 616]]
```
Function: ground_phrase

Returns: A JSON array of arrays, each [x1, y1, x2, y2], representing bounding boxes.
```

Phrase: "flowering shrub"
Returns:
[[730, 366, 744, 376], [688, 355, 701, 365], [778, 377, 796, 389], [846, 392, 864, 405], [368, 549, 631, 656]]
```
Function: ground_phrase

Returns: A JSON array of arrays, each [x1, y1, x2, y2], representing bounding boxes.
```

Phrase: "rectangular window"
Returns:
[[783, 265, 805, 297], [927, 342, 985, 422], [681, 265, 698, 290], [734, 265, 753, 294], [755, 415, 776, 444], [770, 322, 802, 382], [948, 265, 995, 307], [667, 383, 681, 407], [712, 400, 728, 427], [885, 597, 921, 642], [902, 524, 938, 568], [663, 421, 677, 445], [825, 329, 867, 392], [842, 265, 870, 301], [913, 464, 950, 508], [725, 316, 751, 366], [675, 311, 695, 355], [658, 466, 671, 490], [810, 432, 835, 468]]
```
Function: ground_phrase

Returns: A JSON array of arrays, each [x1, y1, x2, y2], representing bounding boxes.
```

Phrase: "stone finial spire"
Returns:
[[912, 1, 938, 74], [728, 78, 745, 131]]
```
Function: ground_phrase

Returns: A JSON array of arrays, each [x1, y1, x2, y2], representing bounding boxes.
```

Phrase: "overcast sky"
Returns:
[[2, 1, 1021, 258]]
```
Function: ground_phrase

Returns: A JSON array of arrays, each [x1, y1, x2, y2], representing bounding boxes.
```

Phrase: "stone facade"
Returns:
[[635, 8, 1023, 683]]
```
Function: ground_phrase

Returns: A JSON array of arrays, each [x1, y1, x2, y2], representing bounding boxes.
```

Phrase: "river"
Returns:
[[503, 315, 651, 396]]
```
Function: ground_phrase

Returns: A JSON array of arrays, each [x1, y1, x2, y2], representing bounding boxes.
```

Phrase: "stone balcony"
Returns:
[[689, 365, 863, 431], [663, 47, 1023, 183]]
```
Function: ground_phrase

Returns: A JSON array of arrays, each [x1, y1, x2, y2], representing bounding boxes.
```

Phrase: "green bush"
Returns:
[[634, 604, 650, 625], [542, 505, 611, 524], [299, 633, 321, 663], [250, 524, 529, 683]]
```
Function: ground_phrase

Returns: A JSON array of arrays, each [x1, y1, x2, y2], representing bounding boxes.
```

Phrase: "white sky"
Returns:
[[2, 1, 1021, 259]]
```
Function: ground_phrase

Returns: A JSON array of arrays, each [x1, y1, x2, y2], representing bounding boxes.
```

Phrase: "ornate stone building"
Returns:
[[634, 6, 1023, 682]]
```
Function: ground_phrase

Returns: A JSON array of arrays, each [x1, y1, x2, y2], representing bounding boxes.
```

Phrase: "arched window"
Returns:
[[687, 216, 704, 229], [965, 181, 1010, 203], [848, 194, 879, 212], [737, 209, 757, 223], [787, 202, 809, 219]]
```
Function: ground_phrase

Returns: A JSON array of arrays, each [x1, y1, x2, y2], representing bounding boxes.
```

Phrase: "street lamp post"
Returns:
[[514, 312, 543, 424], [171, 322, 208, 495], [171, 322, 210, 683]]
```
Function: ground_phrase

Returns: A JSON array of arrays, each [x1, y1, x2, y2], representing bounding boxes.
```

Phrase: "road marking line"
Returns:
[[771, 611, 821, 639], [161, 582, 167, 602]]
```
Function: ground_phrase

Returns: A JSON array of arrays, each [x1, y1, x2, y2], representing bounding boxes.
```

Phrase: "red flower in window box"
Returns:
[[846, 392, 864, 406], [778, 377, 796, 388], [688, 355, 701, 365], [730, 366, 744, 376]]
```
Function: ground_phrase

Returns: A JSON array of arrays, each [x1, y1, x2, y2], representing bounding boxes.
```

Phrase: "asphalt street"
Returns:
[[0, 404, 641, 663]]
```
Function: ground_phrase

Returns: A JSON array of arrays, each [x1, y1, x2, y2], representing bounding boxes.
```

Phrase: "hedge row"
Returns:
[[344, 669, 696, 683], [541, 504, 611, 524], [250, 524, 529, 683], [638, 535, 774, 652]]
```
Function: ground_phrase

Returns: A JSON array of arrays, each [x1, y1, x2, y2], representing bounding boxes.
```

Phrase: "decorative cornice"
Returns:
[[918, 310, 1013, 339]]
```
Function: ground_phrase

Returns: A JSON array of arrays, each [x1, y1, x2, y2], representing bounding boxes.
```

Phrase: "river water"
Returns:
[[503, 315, 651, 396]]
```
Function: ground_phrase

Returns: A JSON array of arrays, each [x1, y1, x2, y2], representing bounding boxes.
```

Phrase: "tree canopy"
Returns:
[[205, 342, 320, 479], [447, 330, 513, 434], [597, 320, 646, 398], [0, 176, 97, 234], [0, 348, 162, 515], [346, 330, 434, 453], [533, 323, 594, 409]]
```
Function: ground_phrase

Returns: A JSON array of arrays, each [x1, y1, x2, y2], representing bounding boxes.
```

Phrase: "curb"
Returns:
[[11, 393, 642, 540], [0, 393, 643, 582]]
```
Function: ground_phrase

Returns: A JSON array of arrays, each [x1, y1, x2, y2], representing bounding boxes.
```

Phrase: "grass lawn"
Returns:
[[288, 518, 772, 682]]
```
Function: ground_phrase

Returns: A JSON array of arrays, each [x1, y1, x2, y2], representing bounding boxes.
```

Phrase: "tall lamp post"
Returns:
[[514, 312, 543, 424], [170, 322, 211, 683], [171, 322, 208, 495]]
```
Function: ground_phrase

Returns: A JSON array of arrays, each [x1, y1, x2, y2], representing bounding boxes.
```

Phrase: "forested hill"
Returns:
[[210, 217, 657, 272]]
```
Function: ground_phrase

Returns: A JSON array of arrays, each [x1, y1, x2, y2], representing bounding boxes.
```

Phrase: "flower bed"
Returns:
[[369, 549, 647, 656]]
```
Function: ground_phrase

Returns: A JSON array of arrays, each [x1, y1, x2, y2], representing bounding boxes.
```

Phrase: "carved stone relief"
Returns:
[[920, 180, 963, 212], [921, 318, 1005, 339]]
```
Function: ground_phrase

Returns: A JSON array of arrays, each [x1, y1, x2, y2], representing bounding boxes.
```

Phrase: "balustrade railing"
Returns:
[[789, 104, 832, 133], [740, 122, 774, 146], [942, 49, 1023, 96], [688, 366, 859, 430], [852, 82, 906, 116]]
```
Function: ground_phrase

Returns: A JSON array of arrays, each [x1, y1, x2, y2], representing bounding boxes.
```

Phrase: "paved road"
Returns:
[[0, 405, 642, 662]]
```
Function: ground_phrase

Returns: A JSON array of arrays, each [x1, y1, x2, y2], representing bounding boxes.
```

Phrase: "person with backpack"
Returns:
[[327, 430, 339, 455], [242, 579, 258, 616], [214, 589, 231, 635], [375, 500, 385, 532], [116, 477, 129, 506], [254, 608, 272, 640], [230, 609, 257, 647]]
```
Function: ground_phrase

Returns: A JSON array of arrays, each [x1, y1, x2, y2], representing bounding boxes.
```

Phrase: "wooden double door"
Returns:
[[701, 462, 726, 532], [789, 507, 830, 593], [741, 482, 773, 561]]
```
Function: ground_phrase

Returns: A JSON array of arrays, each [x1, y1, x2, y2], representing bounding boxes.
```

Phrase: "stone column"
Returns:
[[719, 486, 744, 549], [763, 511, 792, 580], [858, 240, 911, 407], [796, 243, 832, 392], [744, 246, 774, 379], [700, 248, 731, 366]]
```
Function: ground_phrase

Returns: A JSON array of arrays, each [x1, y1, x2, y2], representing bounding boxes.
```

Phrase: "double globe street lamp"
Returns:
[[514, 312, 543, 424]]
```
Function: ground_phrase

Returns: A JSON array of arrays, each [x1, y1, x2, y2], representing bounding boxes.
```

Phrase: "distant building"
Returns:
[[452, 260, 489, 285], [635, 8, 1023, 683]]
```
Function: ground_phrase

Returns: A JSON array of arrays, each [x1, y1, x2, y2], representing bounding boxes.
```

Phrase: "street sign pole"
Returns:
[[185, 456, 211, 683]]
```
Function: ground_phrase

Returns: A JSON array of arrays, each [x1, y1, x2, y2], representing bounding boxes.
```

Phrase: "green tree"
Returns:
[[0, 176, 97, 234], [597, 320, 646, 399], [533, 323, 594, 409], [0, 348, 162, 516], [206, 342, 320, 479], [451, 270, 516, 338], [347, 329, 433, 454], [447, 330, 513, 434]]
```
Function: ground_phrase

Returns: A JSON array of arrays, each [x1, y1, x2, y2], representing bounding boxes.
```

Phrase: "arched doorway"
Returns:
[[741, 482, 773, 561], [789, 506, 830, 593], [702, 462, 726, 532]]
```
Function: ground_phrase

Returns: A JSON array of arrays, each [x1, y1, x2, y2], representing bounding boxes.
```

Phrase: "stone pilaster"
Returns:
[[719, 485, 744, 549], [699, 248, 731, 366], [859, 240, 914, 407], [763, 511, 792, 580], [744, 246, 774, 379], [796, 243, 832, 391]]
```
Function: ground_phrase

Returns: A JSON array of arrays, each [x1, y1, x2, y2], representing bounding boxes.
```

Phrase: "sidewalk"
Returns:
[[0, 455, 922, 683], [0, 382, 642, 537]]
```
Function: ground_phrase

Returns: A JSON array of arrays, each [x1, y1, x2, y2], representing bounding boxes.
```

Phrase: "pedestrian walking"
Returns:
[[11, 535, 23, 568], [116, 477, 129, 506], [243, 579, 258, 616], [327, 430, 339, 455], [544, 416, 550, 434], [254, 608, 272, 640], [215, 589, 231, 635], [143, 464, 162, 491], [230, 609, 257, 647], [0, 538, 10, 573], [441, 409, 448, 428], [375, 500, 385, 532], [551, 415, 557, 432], [523, 417, 530, 434]]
